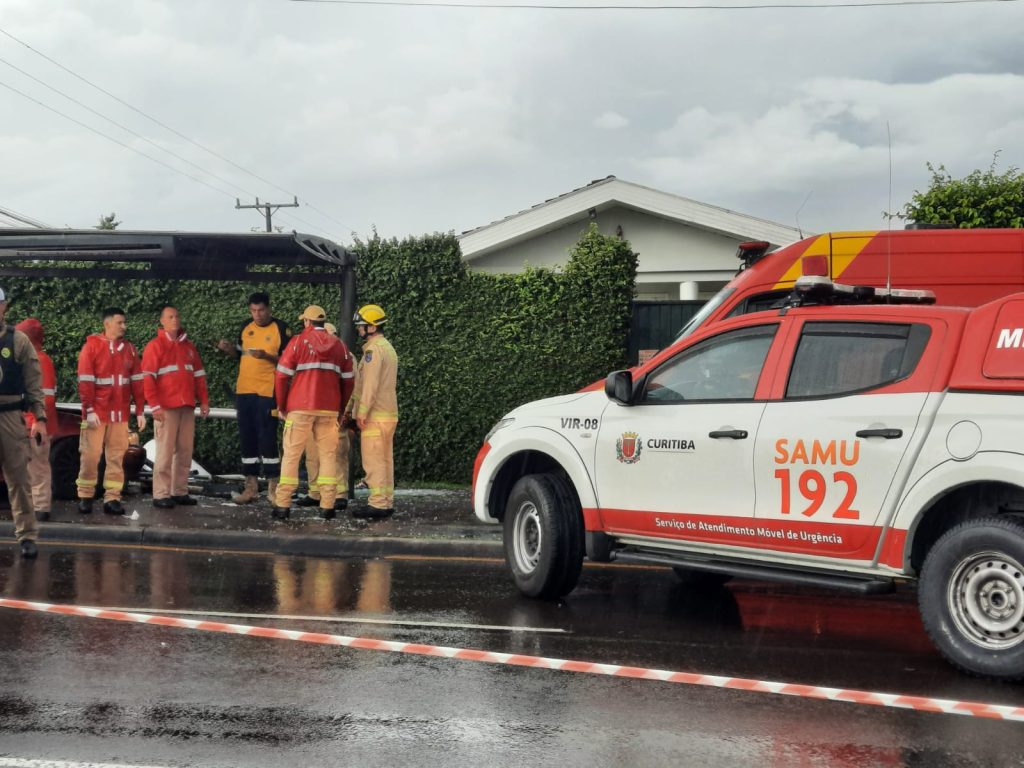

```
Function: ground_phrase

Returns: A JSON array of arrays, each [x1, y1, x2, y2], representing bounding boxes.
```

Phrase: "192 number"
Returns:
[[774, 469, 859, 520]]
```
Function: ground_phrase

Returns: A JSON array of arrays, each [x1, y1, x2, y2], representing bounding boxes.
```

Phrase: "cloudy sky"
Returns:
[[1, 0, 1023, 244]]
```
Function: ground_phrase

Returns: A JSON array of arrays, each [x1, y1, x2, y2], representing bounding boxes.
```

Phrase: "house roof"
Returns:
[[458, 176, 804, 260]]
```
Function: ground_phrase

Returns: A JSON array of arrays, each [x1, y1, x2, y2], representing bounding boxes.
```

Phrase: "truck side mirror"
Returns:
[[605, 370, 634, 406]]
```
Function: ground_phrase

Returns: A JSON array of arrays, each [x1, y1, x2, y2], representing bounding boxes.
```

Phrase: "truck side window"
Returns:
[[726, 289, 791, 318], [786, 322, 931, 399], [642, 325, 777, 403]]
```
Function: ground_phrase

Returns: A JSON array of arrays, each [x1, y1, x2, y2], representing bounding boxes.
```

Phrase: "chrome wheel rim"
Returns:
[[947, 550, 1024, 650], [512, 502, 542, 574]]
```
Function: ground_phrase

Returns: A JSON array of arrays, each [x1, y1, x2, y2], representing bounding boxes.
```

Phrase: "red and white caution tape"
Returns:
[[2, 597, 1022, 722]]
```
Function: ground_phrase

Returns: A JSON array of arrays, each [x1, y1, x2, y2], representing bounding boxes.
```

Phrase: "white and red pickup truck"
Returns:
[[473, 277, 1024, 679]]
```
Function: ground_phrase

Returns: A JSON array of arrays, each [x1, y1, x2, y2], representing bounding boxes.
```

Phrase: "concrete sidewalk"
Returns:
[[0, 484, 502, 559]]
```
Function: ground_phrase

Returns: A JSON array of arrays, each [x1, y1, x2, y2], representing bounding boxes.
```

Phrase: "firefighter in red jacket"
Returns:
[[273, 305, 354, 520], [76, 307, 146, 516], [142, 306, 210, 508], [16, 318, 59, 520]]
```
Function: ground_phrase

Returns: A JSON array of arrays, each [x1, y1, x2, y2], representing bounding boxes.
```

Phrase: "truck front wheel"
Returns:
[[919, 516, 1024, 680], [503, 474, 584, 599]]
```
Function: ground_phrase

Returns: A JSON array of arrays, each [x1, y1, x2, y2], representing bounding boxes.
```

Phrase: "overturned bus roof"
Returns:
[[0, 228, 356, 284]]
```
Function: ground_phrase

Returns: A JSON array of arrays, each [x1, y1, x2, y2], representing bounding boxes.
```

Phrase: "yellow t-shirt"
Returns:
[[236, 318, 289, 397]]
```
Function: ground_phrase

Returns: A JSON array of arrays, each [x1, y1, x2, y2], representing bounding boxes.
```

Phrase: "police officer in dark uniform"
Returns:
[[0, 287, 47, 558]]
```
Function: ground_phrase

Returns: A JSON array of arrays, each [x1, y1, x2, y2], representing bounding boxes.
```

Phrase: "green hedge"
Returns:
[[3, 225, 636, 482]]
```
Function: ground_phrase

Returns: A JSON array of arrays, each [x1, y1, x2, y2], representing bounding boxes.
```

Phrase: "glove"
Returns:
[[86, 412, 101, 427]]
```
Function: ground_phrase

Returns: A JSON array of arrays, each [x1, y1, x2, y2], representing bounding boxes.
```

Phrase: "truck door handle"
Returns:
[[856, 428, 903, 439], [709, 429, 748, 440]]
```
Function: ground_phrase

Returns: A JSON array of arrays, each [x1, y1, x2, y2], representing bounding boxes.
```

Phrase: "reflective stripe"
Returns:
[[317, 476, 337, 485], [341, 372, 355, 379], [184, 364, 194, 371], [277, 365, 295, 376], [77, 374, 96, 382], [241, 457, 260, 465], [156, 365, 179, 376], [279, 476, 300, 485], [261, 457, 280, 465], [75, 479, 96, 488], [283, 420, 293, 428], [362, 428, 381, 437], [368, 486, 394, 495], [94, 377, 114, 385], [194, 370, 206, 378], [103, 479, 123, 490], [295, 362, 342, 374], [143, 371, 158, 378], [130, 374, 146, 382], [41, 388, 56, 396]]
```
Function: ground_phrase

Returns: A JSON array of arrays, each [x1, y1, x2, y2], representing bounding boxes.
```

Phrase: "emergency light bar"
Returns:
[[736, 241, 771, 271], [791, 276, 936, 306]]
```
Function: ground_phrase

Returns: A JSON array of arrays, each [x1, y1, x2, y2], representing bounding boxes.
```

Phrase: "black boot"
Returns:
[[20, 540, 38, 559], [321, 507, 336, 520], [333, 498, 349, 512], [352, 506, 393, 520], [77, 499, 93, 515], [153, 498, 175, 509], [271, 506, 291, 520], [103, 500, 126, 516], [171, 495, 198, 506]]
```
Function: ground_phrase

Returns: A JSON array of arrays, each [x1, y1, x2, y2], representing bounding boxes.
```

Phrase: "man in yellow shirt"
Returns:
[[350, 304, 398, 519], [216, 292, 290, 504]]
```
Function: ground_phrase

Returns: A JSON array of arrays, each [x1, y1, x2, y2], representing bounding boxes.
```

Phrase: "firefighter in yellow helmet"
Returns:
[[350, 304, 398, 518]]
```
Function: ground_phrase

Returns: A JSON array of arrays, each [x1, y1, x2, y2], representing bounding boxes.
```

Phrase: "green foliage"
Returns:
[[3, 225, 637, 483], [353, 223, 637, 483], [95, 213, 121, 230], [903, 156, 1024, 228]]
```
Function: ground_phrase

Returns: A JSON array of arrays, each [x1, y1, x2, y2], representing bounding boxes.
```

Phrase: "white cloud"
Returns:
[[594, 111, 629, 130]]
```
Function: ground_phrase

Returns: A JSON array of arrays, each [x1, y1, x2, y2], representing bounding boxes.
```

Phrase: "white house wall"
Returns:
[[464, 206, 744, 281]]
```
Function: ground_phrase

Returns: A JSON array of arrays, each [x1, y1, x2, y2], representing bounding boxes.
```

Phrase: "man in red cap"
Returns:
[[273, 305, 354, 520], [15, 318, 58, 521]]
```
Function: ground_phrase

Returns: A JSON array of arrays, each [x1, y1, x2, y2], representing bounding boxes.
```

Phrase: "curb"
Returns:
[[0, 521, 503, 560]]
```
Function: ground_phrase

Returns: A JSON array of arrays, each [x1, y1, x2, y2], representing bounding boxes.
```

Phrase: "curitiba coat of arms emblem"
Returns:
[[616, 431, 642, 464]]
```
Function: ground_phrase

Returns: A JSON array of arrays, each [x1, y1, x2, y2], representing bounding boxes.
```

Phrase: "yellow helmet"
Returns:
[[354, 304, 387, 326]]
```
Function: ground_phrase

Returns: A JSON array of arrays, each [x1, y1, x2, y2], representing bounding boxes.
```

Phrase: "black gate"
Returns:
[[628, 300, 706, 365]]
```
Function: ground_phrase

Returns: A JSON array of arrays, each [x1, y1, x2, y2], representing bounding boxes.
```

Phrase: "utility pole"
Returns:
[[235, 196, 299, 232]]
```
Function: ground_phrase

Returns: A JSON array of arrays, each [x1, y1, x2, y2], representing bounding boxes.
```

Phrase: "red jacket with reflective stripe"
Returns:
[[15, 319, 58, 428], [275, 327, 354, 415], [76, 334, 144, 423], [141, 329, 209, 411]]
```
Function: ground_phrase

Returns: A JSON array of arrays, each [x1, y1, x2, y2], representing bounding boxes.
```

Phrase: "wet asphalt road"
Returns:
[[0, 544, 1022, 767]]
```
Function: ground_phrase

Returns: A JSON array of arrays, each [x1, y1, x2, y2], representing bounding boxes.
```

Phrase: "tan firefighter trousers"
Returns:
[[78, 421, 128, 502], [277, 412, 339, 510], [360, 421, 396, 510], [27, 431, 51, 512], [304, 426, 352, 501], [153, 407, 195, 499]]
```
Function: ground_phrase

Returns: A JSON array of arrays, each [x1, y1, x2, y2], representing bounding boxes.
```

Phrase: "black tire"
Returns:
[[502, 473, 584, 599], [671, 567, 733, 588], [919, 516, 1024, 680], [49, 437, 80, 501]]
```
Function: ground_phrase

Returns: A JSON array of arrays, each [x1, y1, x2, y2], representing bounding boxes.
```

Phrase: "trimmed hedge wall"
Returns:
[[3, 225, 636, 483]]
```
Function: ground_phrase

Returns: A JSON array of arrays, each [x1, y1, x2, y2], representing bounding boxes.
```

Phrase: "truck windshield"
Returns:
[[674, 287, 735, 341]]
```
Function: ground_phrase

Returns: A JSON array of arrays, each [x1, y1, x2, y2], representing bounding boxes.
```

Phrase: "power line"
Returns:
[[0, 54, 263, 202], [0, 77, 244, 201], [0, 204, 50, 228], [290, 0, 1018, 8], [0, 25, 356, 235]]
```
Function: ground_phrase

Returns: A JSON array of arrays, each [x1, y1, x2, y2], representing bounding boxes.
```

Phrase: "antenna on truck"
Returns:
[[795, 190, 812, 239]]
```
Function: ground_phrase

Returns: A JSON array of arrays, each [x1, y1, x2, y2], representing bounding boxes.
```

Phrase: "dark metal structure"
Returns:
[[628, 300, 706, 365], [0, 229, 358, 347]]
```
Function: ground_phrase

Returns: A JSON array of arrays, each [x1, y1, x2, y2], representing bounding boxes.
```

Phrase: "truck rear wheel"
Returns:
[[503, 474, 584, 599], [919, 516, 1024, 680]]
